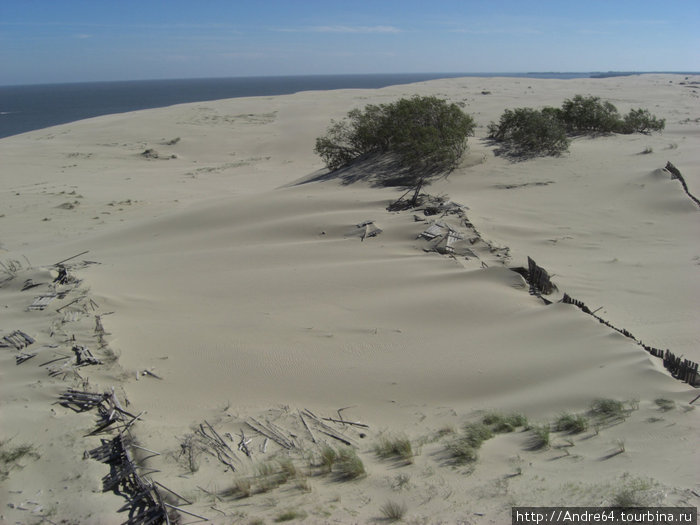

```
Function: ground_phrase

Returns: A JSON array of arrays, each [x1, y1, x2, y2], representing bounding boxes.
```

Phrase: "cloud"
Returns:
[[274, 25, 401, 34]]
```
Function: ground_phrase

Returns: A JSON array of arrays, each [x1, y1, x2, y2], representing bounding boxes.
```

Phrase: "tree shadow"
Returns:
[[292, 153, 445, 189]]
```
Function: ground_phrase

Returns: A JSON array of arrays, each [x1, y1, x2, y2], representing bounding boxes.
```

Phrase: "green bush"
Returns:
[[315, 96, 476, 182], [620, 108, 665, 134], [488, 107, 570, 158], [488, 94, 664, 158], [560, 95, 621, 134]]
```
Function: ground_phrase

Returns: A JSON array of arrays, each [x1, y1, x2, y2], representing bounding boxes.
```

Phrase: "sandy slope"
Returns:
[[1, 75, 698, 524]]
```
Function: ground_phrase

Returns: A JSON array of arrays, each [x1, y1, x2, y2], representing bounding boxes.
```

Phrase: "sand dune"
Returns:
[[1, 75, 698, 524]]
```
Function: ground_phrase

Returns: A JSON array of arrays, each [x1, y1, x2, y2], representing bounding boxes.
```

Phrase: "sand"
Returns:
[[1, 74, 698, 524]]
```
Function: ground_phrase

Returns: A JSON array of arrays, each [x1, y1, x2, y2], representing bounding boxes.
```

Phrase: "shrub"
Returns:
[[380, 500, 408, 521], [560, 95, 621, 134], [555, 413, 589, 434], [315, 96, 476, 183], [488, 95, 664, 159], [488, 107, 569, 158], [620, 108, 665, 134]]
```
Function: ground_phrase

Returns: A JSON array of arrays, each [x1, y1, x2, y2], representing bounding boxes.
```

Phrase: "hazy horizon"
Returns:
[[2, 0, 699, 86]]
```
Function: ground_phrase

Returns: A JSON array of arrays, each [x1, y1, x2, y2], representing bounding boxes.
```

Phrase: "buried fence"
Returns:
[[515, 257, 698, 387]]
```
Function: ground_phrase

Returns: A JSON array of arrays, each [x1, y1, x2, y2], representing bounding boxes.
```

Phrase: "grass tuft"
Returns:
[[590, 398, 626, 419], [380, 500, 407, 522], [527, 425, 550, 450], [274, 509, 307, 522], [555, 412, 589, 434], [334, 448, 366, 481], [654, 398, 675, 412], [375, 435, 414, 463], [482, 412, 528, 433]]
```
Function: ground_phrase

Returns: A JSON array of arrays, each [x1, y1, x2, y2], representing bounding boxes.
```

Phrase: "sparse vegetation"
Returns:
[[527, 425, 551, 450], [275, 509, 307, 522], [654, 398, 675, 411], [334, 448, 366, 480], [380, 500, 408, 522], [590, 398, 626, 419], [0, 440, 40, 479], [445, 422, 495, 464], [319, 445, 337, 473], [555, 412, 589, 434], [482, 412, 528, 433], [375, 435, 414, 463], [610, 477, 661, 508]]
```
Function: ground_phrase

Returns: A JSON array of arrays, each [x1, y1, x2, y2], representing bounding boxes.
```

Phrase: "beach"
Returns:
[[1, 74, 698, 524]]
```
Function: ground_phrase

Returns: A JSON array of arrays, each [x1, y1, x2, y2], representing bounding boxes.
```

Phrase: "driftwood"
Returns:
[[299, 411, 316, 443], [665, 162, 700, 207], [245, 417, 295, 450], [54, 250, 90, 267], [321, 417, 369, 429]]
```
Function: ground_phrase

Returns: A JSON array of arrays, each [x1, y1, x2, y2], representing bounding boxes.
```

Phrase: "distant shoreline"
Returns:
[[2, 72, 698, 139]]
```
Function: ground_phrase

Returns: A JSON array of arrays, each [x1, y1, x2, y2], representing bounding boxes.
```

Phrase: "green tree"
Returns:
[[314, 96, 476, 184]]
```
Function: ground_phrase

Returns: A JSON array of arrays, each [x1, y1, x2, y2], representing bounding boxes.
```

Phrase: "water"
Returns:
[[0, 73, 593, 139]]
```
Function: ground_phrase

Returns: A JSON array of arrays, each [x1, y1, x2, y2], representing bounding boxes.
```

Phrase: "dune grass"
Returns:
[[555, 412, 589, 434], [380, 500, 408, 522], [482, 412, 528, 433], [375, 435, 414, 463]]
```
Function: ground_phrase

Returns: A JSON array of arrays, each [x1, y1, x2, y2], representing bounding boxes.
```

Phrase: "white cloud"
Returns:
[[274, 25, 400, 34]]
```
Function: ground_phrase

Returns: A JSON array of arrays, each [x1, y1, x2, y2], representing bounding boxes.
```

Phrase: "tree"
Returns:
[[314, 96, 476, 185]]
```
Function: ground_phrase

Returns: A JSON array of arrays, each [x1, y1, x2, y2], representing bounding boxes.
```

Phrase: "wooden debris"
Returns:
[[2, 330, 35, 349], [16, 352, 36, 364], [321, 417, 369, 428], [21, 279, 43, 291], [72, 345, 102, 366], [245, 417, 295, 450], [28, 293, 57, 310]]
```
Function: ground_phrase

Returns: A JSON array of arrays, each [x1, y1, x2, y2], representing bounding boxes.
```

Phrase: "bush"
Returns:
[[488, 107, 569, 158], [620, 108, 665, 134], [315, 96, 476, 182], [560, 95, 621, 134], [488, 95, 664, 158]]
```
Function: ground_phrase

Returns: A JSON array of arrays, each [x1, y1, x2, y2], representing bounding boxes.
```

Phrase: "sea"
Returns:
[[0, 72, 595, 139]]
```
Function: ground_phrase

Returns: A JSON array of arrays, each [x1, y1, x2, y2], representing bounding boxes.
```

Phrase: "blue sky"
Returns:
[[1, 0, 699, 85]]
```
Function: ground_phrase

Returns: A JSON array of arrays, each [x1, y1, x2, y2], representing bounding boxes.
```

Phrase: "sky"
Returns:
[[1, 0, 699, 85]]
